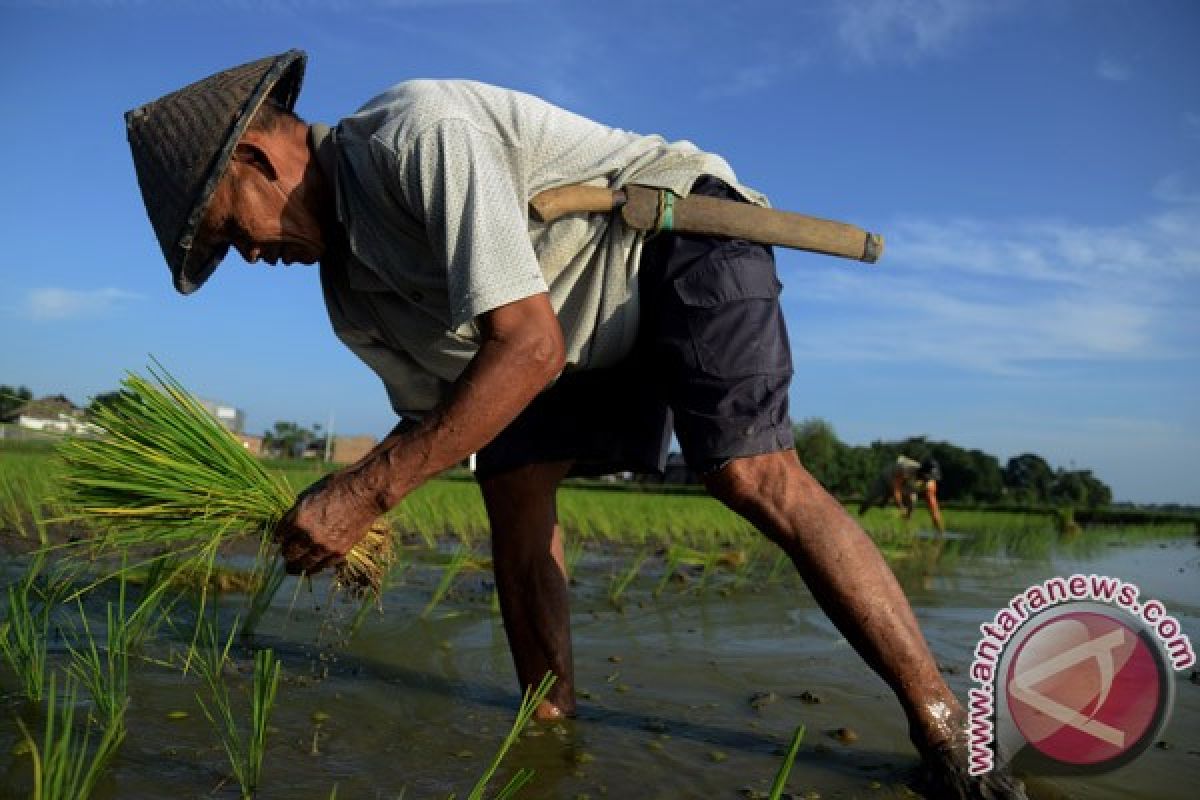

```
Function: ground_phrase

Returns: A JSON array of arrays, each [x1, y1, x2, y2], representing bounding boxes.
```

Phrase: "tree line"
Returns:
[[4, 383, 1114, 508], [793, 418, 1112, 508], [0, 385, 34, 421]]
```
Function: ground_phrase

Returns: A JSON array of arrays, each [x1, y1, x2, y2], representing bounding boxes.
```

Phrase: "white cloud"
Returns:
[[703, 63, 789, 99], [701, 51, 813, 99], [783, 201, 1200, 373], [1095, 57, 1131, 82], [830, 0, 1002, 64], [889, 205, 1200, 281], [24, 288, 142, 320]]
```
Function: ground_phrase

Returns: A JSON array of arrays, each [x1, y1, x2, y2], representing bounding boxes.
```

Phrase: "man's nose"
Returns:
[[234, 240, 261, 263]]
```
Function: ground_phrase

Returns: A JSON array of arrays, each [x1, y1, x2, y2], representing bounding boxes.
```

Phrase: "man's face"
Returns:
[[197, 141, 325, 268]]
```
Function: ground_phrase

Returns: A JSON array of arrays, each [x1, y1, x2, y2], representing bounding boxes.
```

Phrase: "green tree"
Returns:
[[836, 444, 877, 500], [794, 418, 842, 491], [788, 428, 1112, 510], [1004, 453, 1055, 504], [0, 385, 33, 422], [926, 442, 975, 503], [262, 421, 315, 459], [1050, 469, 1112, 509], [87, 390, 130, 420], [963, 448, 1005, 504]]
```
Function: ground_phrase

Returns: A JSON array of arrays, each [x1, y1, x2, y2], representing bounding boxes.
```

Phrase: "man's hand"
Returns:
[[275, 469, 386, 575]]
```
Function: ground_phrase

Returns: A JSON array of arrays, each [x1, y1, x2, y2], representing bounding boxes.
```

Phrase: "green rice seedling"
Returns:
[[607, 550, 648, 609], [1, 555, 73, 702], [192, 618, 282, 799], [246, 648, 282, 793], [2, 586, 44, 701], [654, 545, 686, 598], [423, 544, 474, 617], [390, 480, 490, 546], [107, 559, 175, 650], [461, 671, 556, 800], [336, 546, 409, 643], [56, 364, 393, 608], [67, 601, 129, 731], [764, 550, 791, 586], [1, 583, 51, 701], [191, 619, 241, 788], [767, 724, 806, 800], [346, 588, 380, 641], [240, 544, 288, 638], [0, 469, 32, 539], [65, 567, 169, 730], [123, 556, 186, 652], [0, 446, 62, 544], [563, 537, 585, 579], [16, 671, 127, 800], [731, 546, 762, 592], [651, 544, 709, 595], [694, 548, 722, 595]]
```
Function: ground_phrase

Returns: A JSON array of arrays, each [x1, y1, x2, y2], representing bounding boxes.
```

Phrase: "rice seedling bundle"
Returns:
[[57, 364, 392, 594]]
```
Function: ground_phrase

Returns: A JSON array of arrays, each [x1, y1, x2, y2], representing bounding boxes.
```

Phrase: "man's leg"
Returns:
[[702, 449, 961, 753], [479, 460, 576, 720]]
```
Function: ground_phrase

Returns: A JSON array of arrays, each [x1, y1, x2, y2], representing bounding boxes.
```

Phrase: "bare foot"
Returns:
[[532, 699, 569, 722], [917, 734, 1028, 800]]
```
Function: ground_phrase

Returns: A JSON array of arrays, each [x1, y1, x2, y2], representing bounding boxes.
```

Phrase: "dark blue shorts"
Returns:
[[475, 176, 795, 479]]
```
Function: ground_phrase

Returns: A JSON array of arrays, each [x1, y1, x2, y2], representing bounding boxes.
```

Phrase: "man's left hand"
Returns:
[[275, 468, 385, 575]]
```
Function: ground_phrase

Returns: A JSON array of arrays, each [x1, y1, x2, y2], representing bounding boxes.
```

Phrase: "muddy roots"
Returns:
[[335, 517, 395, 597]]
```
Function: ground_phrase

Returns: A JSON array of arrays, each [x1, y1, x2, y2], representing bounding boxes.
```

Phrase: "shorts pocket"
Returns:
[[672, 242, 791, 378]]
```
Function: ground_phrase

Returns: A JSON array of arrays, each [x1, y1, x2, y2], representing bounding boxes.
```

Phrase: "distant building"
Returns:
[[331, 435, 377, 465], [15, 396, 102, 437], [235, 433, 264, 456], [198, 399, 245, 434]]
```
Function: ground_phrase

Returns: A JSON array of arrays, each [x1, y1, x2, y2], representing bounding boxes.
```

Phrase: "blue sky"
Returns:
[[1, 0, 1197, 504]]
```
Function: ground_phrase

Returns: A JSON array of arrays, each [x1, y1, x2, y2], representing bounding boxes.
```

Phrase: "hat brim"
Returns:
[[174, 51, 306, 294]]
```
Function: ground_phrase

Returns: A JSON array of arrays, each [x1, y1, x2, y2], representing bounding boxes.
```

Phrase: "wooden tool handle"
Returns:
[[529, 185, 620, 223], [531, 183, 883, 264]]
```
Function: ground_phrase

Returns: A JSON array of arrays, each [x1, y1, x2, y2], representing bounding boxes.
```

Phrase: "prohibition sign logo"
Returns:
[[1002, 604, 1173, 773]]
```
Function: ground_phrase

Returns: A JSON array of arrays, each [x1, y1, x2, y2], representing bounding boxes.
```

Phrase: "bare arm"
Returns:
[[276, 292, 565, 573], [365, 292, 564, 503]]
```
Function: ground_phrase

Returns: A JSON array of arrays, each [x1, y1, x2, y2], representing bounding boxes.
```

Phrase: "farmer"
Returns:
[[125, 51, 1021, 798], [860, 455, 946, 534]]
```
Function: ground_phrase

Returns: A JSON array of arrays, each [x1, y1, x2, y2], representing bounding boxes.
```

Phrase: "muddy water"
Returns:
[[2, 530, 1198, 799]]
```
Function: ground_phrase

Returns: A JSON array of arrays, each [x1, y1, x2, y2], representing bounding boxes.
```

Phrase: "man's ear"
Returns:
[[231, 135, 279, 182]]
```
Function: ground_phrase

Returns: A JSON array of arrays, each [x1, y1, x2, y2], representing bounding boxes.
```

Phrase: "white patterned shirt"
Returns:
[[314, 80, 765, 415]]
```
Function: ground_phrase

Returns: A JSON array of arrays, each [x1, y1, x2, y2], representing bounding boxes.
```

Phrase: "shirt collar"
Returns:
[[308, 122, 338, 184]]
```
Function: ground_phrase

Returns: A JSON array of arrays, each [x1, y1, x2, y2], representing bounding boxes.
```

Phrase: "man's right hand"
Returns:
[[274, 467, 386, 575]]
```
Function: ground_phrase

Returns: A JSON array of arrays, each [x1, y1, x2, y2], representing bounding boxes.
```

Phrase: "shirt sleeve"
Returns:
[[388, 118, 547, 329]]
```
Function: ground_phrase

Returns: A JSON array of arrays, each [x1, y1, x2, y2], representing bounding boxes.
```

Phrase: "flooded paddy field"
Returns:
[[2, 518, 1197, 799]]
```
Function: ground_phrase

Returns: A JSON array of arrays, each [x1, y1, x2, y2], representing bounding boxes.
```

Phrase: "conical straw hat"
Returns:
[[125, 50, 306, 294]]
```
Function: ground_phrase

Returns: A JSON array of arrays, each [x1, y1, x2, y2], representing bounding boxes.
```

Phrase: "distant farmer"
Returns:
[[125, 51, 1020, 798], [860, 455, 946, 533]]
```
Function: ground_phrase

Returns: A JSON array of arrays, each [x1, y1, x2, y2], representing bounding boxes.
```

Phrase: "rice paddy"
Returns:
[[1, 417, 1197, 798]]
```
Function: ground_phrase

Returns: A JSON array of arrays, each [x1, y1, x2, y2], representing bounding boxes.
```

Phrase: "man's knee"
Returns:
[[703, 450, 803, 525]]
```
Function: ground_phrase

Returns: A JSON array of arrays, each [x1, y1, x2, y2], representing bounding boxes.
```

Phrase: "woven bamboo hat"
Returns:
[[125, 50, 307, 294]]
